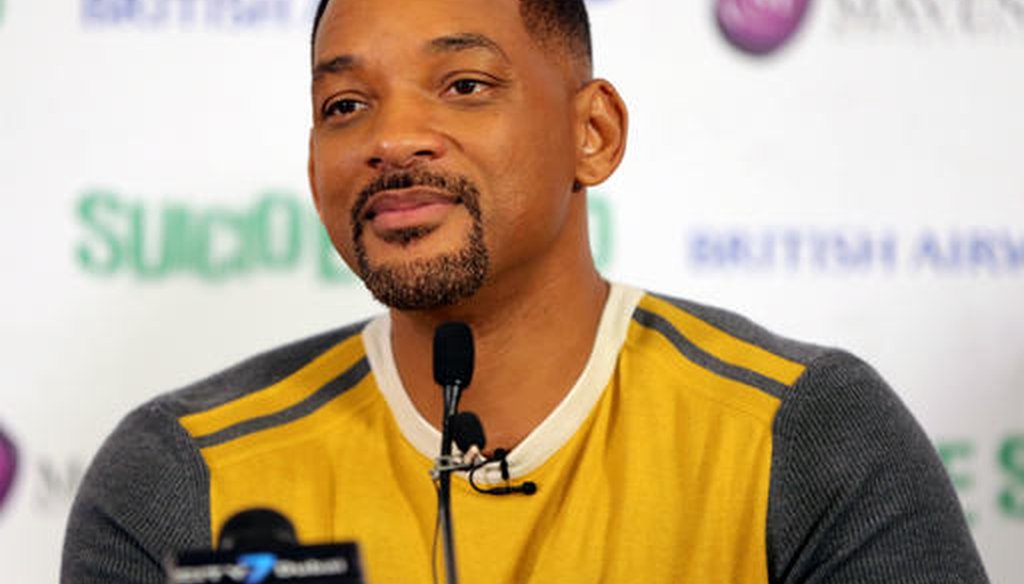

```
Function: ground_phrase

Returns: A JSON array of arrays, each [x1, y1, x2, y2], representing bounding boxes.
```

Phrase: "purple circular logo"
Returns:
[[0, 427, 17, 512], [716, 0, 810, 55]]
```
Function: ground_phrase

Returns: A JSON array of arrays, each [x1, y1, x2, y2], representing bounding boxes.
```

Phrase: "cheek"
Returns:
[[311, 161, 360, 266], [473, 99, 575, 194], [474, 122, 578, 260], [317, 199, 359, 268]]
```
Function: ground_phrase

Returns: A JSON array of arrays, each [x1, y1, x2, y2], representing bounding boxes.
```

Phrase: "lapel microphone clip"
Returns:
[[451, 415, 538, 497]]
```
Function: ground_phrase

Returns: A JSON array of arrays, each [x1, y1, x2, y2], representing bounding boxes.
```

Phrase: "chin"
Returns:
[[358, 234, 489, 311]]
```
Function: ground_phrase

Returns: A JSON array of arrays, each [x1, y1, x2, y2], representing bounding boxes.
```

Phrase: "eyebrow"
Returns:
[[427, 32, 510, 63], [313, 32, 510, 81], [312, 54, 358, 81]]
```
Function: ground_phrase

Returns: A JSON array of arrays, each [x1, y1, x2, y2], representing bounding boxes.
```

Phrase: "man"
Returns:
[[62, 0, 988, 582]]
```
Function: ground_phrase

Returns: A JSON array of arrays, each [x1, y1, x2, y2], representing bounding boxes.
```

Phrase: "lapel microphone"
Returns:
[[452, 413, 538, 497]]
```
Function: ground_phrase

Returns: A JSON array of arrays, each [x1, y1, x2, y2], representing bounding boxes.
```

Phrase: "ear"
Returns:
[[573, 79, 628, 189], [308, 130, 322, 214]]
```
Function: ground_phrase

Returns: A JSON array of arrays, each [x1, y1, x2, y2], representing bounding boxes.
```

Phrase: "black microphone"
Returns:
[[432, 322, 474, 584], [433, 321, 474, 391], [218, 507, 297, 551], [166, 508, 365, 583], [433, 321, 474, 461], [451, 411, 486, 454]]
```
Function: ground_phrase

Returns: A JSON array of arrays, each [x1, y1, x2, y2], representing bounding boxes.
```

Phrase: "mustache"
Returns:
[[349, 168, 483, 230]]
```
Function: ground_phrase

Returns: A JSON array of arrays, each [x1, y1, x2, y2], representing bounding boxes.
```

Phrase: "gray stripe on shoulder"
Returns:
[[62, 401, 211, 583], [632, 307, 789, 398], [194, 357, 371, 449], [650, 292, 827, 365], [162, 320, 370, 418], [766, 350, 990, 581]]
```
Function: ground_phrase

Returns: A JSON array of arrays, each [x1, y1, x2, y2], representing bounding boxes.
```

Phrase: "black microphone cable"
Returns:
[[430, 478, 443, 584], [451, 413, 538, 497], [467, 449, 538, 497]]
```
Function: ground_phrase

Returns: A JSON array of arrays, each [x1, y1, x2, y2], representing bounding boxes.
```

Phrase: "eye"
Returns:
[[322, 98, 367, 119], [447, 78, 490, 96]]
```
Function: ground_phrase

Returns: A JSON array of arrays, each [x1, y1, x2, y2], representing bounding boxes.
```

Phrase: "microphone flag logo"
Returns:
[[715, 0, 810, 55], [0, 426, 17, 513], [239, 553, 277, 584]]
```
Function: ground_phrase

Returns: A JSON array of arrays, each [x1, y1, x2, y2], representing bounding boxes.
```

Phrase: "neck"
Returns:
[[388, 205, 608, 449]]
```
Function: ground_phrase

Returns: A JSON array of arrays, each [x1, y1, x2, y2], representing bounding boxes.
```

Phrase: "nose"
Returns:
[[366, 96, 446, 170]]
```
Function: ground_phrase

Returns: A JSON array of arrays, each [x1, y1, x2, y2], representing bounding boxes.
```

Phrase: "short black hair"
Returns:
[[310, 0, 592, 75]]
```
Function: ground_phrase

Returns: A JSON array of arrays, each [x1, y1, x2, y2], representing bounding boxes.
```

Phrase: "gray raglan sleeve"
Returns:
[[766, 350, 989, 584], [61, 400, 211, 584]]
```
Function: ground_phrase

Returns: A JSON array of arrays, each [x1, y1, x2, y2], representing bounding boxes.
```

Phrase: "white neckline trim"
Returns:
[[363, 282, 644, 482]]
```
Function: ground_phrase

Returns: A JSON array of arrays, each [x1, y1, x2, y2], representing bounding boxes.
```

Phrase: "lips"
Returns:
[[362, 188, 459, 234]]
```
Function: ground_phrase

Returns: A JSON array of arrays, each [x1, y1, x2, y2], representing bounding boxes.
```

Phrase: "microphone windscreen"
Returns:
[[218, 507, 298, 551], [451, 411, 486, 452], [433, 321, 474, 388]]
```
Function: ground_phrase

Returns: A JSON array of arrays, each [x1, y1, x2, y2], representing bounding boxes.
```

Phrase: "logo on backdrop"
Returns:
[[687, 227, 1024, 276], [0, 423, 87, 520], [73, 189, 616, 283], [833, 0, 1024, 37], [81, 0, 320, 29], [938, 434, 1024, 526], [715, 0, 811, 55], [715, 1, 1024, 56], [0, 426, 18, 514]]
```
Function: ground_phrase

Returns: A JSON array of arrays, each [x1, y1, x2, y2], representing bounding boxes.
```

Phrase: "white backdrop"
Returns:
[[1, 1, 1022, 582]]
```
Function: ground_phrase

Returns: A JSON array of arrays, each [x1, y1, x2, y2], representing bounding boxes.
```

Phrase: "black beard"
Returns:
[[350, 169, 490, 310]]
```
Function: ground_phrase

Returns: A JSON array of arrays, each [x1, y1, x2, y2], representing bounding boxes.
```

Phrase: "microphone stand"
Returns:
[[437, 381, 462, 584], [432, 321, 473, 584]]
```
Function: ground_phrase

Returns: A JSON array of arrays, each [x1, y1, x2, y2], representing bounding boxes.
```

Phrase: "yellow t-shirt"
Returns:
[[64, 282, 986, 583], [177, 284, 806, 582]]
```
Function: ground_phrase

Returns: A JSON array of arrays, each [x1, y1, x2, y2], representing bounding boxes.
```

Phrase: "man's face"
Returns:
[[309, 0, 582, 310]]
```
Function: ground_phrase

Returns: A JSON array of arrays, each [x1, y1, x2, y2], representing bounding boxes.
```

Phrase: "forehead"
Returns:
[[314, 0, 527, 61]]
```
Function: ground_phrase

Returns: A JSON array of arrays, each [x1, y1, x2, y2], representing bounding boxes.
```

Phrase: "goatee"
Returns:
[[350, 169, 490, 310]]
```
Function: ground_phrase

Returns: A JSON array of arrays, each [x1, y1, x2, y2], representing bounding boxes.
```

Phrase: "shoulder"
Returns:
[[627, 290, 828, 403], [159, 320, 370, 418], [766, 349, 988, 582], [161, 320, 373, 452], [62, 321, 371, 584], [630, 291, 915, 419], [627, 289, 987, 582], [62, 397, 210, 583], [636, 291, 828, 369]]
